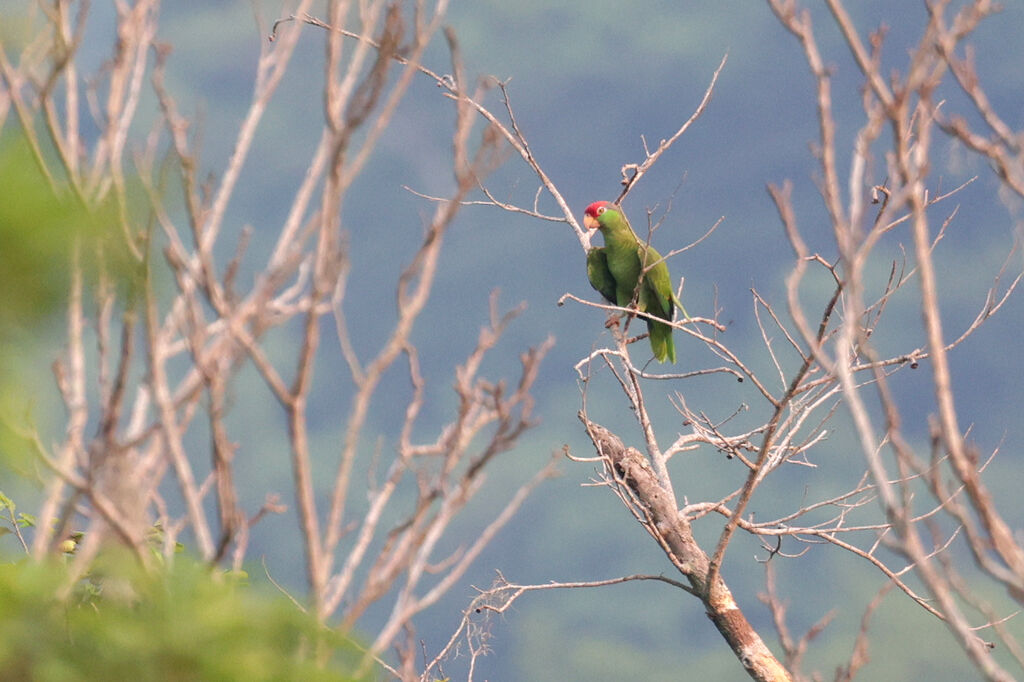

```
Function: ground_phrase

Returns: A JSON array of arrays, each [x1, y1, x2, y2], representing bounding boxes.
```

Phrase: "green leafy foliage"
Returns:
[[0, 142, 73, 335], [0, 133, 143, 344], [0, 139, 134, 335], [0, 555, 366, 682], [0, 134, 140, 491]]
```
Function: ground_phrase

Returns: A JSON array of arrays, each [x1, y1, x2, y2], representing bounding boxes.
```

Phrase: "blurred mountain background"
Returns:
[[4, 1, 1024, 679]]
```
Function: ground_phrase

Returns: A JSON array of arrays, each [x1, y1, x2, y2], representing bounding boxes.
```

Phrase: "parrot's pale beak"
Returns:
[[583, 214, 598, 231]]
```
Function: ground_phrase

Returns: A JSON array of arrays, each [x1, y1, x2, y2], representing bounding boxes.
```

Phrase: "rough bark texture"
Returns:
[[581, 414, 792, 682]]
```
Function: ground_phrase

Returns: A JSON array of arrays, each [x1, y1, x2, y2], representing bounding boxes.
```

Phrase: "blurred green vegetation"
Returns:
[[0, 135, 141, 342], [0, 134, 134, 490], [0, 137, 80, 488], [0, 552, 364, 681], [0, 140, 79, 341]]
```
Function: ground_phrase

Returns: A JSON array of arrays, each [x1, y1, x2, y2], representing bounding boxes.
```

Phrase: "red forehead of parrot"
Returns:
[[583, 201, 613, 228], [584, 201, 614, 218]]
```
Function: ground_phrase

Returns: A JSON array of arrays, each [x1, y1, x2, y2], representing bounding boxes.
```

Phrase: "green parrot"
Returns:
[[583, 200, 683, 363]]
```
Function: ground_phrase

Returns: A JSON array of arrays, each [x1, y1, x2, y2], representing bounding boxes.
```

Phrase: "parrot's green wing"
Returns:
[[639, 244, 674, 320], [638, 244, 677, 364], [586, 247, 618, 304]]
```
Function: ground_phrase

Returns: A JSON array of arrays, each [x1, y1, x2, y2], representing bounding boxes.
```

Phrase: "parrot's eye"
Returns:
[[596, 206, 606, 215]]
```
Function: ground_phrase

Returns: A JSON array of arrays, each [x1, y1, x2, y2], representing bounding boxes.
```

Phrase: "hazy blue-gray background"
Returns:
[[14, 1, 1024, 679]]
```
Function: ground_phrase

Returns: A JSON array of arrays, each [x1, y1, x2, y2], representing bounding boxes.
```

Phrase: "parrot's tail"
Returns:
[[648, 320, 676, 364]]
